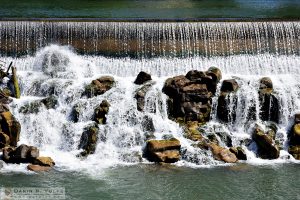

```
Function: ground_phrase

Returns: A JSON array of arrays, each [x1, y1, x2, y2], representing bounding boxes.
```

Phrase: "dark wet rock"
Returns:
[[134, 82, 154, 112], [207, 67, 222, 83], [229, 147, 247, 160], [0, 111, 21, 146], [0, 132, 10, 148], [252, 124, 280, 159], [215, 132, 233, 147], [288, 114, 300, 160], [220, 79, 239, 93], [288, 145, 300, 160], [27, 164, 52, 172], [258, 77, 279, 123], [84, 76, 114, 98], [19, 101, 43, 114], [19, 96, 58, 114], [141, 115, 155, 137], [32, 157, 55, 167], [134, 71, 152, 85], [41, 95, 58, 109], [2, 144, 39, 163], [78, 123, 99, 156], [70, 103, 83, 123], [217, 79, 239, 123], [209, 143, 238, 163], [163, 68, 221, 124], [143, 138, 181, 163], [93, 100, 110, 124]]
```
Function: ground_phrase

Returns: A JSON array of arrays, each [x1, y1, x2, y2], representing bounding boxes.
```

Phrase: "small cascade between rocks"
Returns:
[[0, 21, 299, 172]]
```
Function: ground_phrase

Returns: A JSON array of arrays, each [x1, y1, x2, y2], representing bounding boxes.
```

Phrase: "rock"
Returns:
[[259, 77, 273, 92], [84, 76, 114, 98], [252, 124, 280, 159], [220, 79, 239, 93], [141, 115, 155, 138], [183, 121, 203, 141], [162, 68, 222, 124], [78, 123, 99, 156], [0, 132, 10, 148], [70, 103, 83, 122], [27, 164, 52, 172], [134, 71, 152, 85], [217, 79, 239, 123], [93, 100, 110, 124], [207, 67, 222, 82], [32, 157, 55, 167], [258, 77, 279, 123], [143, 138, 181, 163], [229, 147, 247, 160], [2, 144, 39, 163], [209, 143, 238, 163], [41, 95, 58, 109], [134, 82, 153, 112], [0, 111, 21, 146], [288, 145, 300, 160], [288, 114, 300, 159], [0, 160, 5, 169], [19, 101, 43, 114]]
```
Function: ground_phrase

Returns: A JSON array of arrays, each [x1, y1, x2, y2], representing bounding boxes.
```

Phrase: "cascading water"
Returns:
[[0, 21, 300, 173]]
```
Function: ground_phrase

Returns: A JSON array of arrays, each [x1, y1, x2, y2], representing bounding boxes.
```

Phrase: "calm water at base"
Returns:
[[0, 164, 299, 200]]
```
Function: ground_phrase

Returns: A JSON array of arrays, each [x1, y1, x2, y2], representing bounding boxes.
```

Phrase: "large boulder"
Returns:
[[162, 68, 221, 123], [78, 123, 99, 156], [143, 138, 181, 163], [252, 124, 280, 159], [258, 77, 279, 123], [209, 143, 238, 163], [84, 76, 114, 98], [2, 144, 39, 163], [0, 111, 21, 146], [134, 71, 152, 85], [19, 96, 58, 114], [93, 100, 110, 124], [217, 79, 239, 123]]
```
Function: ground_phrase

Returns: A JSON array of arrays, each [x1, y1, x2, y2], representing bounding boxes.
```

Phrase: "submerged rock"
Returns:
[[143, 138, 181, 163], [84, 76, 115, 98], [78, 123, 99, 156], [27, 164, 52, 172], [134, 71, 152, 85], [252, 124, 279, 159]]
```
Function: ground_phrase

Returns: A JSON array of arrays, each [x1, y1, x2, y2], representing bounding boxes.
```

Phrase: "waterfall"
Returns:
[[0, 21, 300, 172], [0, 21, 299, 57]]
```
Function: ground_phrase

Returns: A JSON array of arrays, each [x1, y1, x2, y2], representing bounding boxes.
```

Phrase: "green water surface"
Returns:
[[0, 0, 299, 19], [0, 164, 299, 200]]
